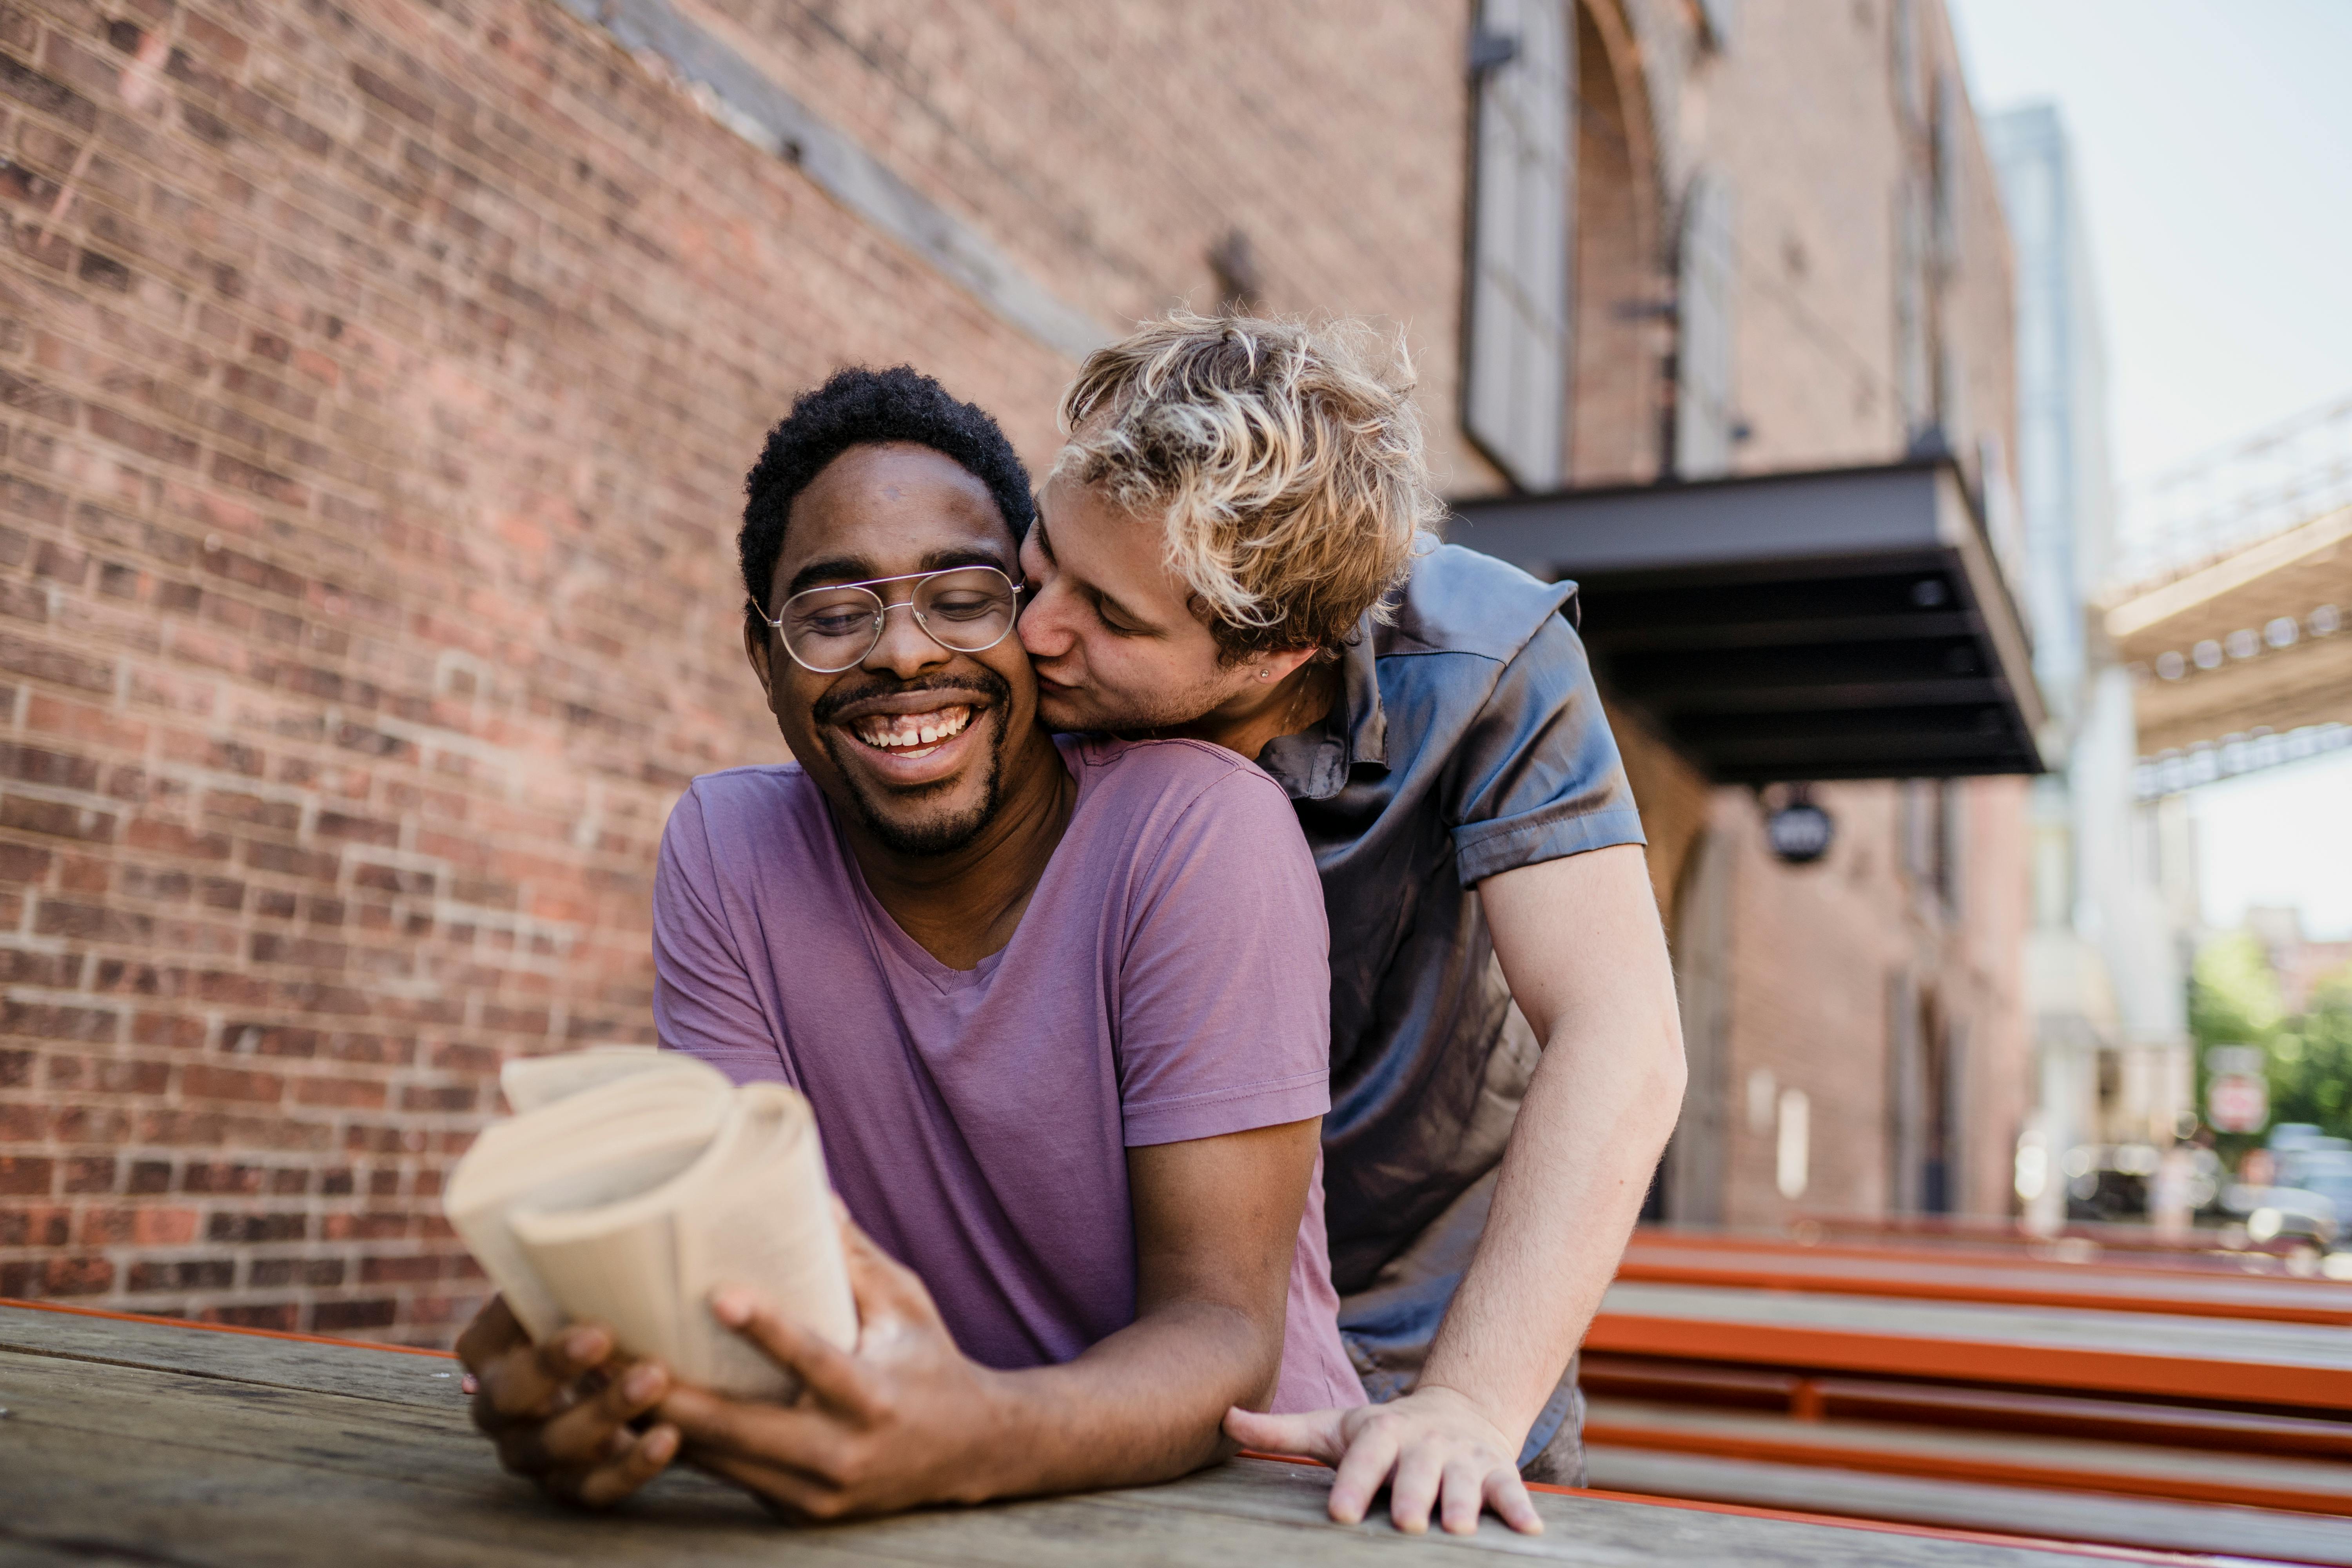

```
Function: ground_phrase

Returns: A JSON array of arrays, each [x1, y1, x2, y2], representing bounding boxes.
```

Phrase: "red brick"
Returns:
[[289, 1073, 383, 1109], [205, 1301, 299, 1330], [126, 1257, 235, 1291], [179, 1063, 283, 1104], [309, 1298, 396, 1332], [0, 1204, 72, 1247], [0, 1156, 56, 1194]]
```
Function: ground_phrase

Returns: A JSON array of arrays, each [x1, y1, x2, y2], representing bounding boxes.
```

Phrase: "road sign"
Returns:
[[2208, 1073, 2269, 1134]]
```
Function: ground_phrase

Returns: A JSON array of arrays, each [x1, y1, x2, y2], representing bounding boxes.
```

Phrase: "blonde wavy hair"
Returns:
[[1051, 312, 1440, 662]]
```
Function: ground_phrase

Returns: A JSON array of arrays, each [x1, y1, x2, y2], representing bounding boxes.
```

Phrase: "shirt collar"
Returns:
[[1255, 610, 1388, 803]]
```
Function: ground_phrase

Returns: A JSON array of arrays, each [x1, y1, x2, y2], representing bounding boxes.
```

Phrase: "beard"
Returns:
[[812, 667, 1014, 857]]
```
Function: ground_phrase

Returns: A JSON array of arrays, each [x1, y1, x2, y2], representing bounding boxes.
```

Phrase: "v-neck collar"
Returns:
[[829, 735, 1084, 992]]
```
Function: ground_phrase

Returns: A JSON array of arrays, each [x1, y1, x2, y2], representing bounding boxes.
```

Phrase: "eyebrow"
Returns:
[[784, 544, 1014, 600]]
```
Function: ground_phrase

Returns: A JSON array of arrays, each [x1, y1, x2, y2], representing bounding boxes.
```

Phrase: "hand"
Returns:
[[455, 1294, 681, 1508], [657, 1218, 1005, 1520], [1222, 1383, 1543, 1536]]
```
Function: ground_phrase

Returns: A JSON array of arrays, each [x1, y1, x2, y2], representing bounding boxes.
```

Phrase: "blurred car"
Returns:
[[2063, 1143, 2160, 1221], [2219, 1183, 2337, 1246]]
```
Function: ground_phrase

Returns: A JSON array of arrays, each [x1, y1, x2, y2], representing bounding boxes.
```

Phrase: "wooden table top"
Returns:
[[0, 1302, 2170, 1567]]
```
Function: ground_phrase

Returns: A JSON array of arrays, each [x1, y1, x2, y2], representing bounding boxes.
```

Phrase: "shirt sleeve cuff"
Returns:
[[1122, 1069, 1331, 1147], [1453, 803, 1648, 887]]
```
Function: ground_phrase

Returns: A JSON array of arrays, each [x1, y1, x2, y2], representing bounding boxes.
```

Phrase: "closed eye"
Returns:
[[1091, 593, 1148, 636]]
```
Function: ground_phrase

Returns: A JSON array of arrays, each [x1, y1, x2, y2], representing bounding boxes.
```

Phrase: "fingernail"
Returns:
[[564, 1327, 608, 1360], [460, 1373, 478, 1396], [643, 1426, 679, 1463], [624, 1363, 663, 1402], [709, 1287, 751, 1325]]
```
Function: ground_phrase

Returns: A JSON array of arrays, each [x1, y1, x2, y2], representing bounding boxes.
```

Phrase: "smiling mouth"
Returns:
[[849, 704, 974, 758]]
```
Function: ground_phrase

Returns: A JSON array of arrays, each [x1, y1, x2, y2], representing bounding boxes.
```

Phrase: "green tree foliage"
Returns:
[[2191, 933, 2352, 1140], [2272, 976, 2352, 1137]]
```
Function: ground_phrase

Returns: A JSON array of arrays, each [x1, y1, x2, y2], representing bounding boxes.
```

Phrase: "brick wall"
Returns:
[[0, 0, 1503, 1340], [0, 0, 2035, 1339], [0, 0, 1092, 1339]]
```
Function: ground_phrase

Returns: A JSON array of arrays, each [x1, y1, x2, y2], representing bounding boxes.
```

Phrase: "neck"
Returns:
[[838, 724, 1076, 970], [1171, 659, 1340, 763]]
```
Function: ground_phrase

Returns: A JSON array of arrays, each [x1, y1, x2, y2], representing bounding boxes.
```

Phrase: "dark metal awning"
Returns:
[[1448, 461, 2049, 783]]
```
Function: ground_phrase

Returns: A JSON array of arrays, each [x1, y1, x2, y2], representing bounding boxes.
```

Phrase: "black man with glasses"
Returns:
[[455, 367, 1359, 1521]]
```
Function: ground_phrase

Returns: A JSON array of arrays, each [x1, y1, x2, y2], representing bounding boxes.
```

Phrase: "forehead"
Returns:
[[780, 443, 1014, 582], [1040, 475, 1172, 593]]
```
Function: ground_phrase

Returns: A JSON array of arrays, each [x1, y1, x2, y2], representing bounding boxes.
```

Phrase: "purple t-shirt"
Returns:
[[650, 734, 1363, 1414]]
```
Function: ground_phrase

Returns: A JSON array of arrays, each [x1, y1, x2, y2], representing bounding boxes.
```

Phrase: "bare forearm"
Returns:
[[962, 1301, 1272, 1501], [1421, 985, 1684, 1437]]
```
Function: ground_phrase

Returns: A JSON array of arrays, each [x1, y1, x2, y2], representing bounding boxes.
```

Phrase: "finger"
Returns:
[[479, 1323, 614, 1424], [535, 1323, 618, 1386], [573, 1423, 681, 1510], [709, 1287, 877, 1417], [832, 1219, 943, 1327], [1325, 1416, 1402, 1526], [688, 1443, 841, 1521], [659, 1383, 853, 1479], [1436, 1456, 1490, 1535], [455, 1294, 524, 1372], [537, 1359, 673, 1470], [1386, 1440, 1445, 1536], [1485, 1467, 1544, 1536], [1222, 1406, 1346, 1464]]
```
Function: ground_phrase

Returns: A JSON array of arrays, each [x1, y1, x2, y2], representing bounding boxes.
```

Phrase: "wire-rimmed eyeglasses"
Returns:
[[762, 564, 1027, 674]]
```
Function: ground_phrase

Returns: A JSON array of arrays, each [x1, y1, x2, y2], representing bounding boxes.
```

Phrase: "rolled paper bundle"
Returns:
[[446, 1048, 856, 1398]]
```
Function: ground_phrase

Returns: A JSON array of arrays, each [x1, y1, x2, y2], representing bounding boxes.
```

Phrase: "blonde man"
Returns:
[[1017, 314, 1685, 1535]]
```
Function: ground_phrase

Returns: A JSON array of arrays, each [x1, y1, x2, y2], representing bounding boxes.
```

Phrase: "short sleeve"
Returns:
[[1447, 608, 1647, 887], [651, 786, 792, 1087], [1115, 766, 1332, 1147]]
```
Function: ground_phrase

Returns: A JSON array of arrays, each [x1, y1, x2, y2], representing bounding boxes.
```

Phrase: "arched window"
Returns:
[[1463, 0, 1573, 492]]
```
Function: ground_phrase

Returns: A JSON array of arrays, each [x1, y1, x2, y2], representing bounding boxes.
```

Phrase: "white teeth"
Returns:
[[853, 706, 972, 751]]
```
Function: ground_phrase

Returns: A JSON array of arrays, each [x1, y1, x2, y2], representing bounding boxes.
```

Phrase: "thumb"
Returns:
[[1224, 1404, 1347, 1464], [834, 1207, 942, 1333]]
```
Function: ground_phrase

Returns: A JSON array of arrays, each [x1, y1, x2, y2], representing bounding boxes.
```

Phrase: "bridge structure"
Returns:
[[2105, 395, 2352, 798]]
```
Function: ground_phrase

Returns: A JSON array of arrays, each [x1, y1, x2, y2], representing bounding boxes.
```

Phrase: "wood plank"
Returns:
[[0, 1361, 2118, 1568], [1590, 1282, 2352, 1410], [1628, 1228, 2324, 1277], [1581, 1358, 2352, 1460], [0, 1307, 2140, 1566], [1614, 1245, 2352, 1325], [0, 1301, 460, 1408], [1586, 1448, 2352, 1566], [1586, 1396, 2352, 1516]]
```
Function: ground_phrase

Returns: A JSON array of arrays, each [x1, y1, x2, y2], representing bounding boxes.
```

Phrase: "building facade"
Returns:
[[0, 0, 2031, 1339], [1982, 104, 2189, 1219]]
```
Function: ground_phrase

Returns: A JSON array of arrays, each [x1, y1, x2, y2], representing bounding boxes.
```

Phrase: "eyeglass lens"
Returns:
[[779, 567, 1020, 672]]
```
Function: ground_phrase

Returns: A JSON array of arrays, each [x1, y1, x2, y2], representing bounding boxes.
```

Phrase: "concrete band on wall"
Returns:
[[548, 0, 1114, 365]]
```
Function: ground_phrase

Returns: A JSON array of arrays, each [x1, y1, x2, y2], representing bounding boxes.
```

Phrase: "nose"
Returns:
[[860, 597, 953, 680], [1017, 577, 1076, 659]]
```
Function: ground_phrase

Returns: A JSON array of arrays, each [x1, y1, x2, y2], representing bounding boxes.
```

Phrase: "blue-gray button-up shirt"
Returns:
[[1255, 542, 1645, 1460]]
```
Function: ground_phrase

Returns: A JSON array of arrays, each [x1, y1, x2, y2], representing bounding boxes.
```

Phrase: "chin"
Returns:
[[860, 799, 997, 857], [1033, 689, 1094, 734], [820, 715, 1009, 856]]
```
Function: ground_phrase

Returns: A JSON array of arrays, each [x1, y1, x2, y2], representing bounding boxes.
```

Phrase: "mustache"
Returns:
[[810, 667, 1014, 727]]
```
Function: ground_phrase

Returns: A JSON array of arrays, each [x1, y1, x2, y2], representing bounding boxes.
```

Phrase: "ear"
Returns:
[[743, 603, 780, 706], [1257, 644, 1319, 684]]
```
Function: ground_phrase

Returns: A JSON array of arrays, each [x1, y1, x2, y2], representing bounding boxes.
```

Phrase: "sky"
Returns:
[[1948, 0, 2352, 940]]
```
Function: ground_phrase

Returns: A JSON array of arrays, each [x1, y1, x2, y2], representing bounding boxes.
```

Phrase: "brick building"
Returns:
[[0, 0, 2035, 1339]]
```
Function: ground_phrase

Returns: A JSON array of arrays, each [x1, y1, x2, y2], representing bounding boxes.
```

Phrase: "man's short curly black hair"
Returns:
[[739, 366, 1036, 614]]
